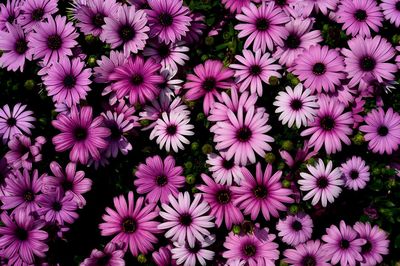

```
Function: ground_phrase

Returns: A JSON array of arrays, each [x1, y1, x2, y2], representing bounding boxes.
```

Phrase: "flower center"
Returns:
[[7, 14, 15, 23], [361, 240, 372, 253], [6, 117, 16, 126], [15, 39, 28, 54], [119, 25, 135, 42], [354, 9, 367, 21], [255, 18, 269, 31], [15, 227, 28, 240], [292, 220, 303, 231], [222, 159, 234, 170], [63, 75, 76, 88], [396, 1, 400, 11], [156, 175, 168, 186], [360, 56, 376, 71], [349, 170, 359, 180], [301, 255, 317, 266], [340, 239, 350, 249], [62, 180, 73, 191], [74, 127, 88, 141], [122, 218, 137, 233], [159, 13, 173, 26], [275, 0, 287, 6], [131, 74, 144, 86], [109, 123, 121, 140], [250, 65, 262, 75], [312, 63, 326, 75], [286, 34, 301, 49], [202, 78, 216, 91], [236, 126, 252, 142], [52, 201, 62, 211], [158, 43, 171, 58], [166, 125, 177, 135], [253, 185, 267, 199], [179, 213, 192, 226], [24, 191, 35, 202], [92, 13, 105, 28], [377, 125, 389, 136], [243, 243, 257, 257], [187, 241, 202, 254], [320, 116, 335, 131], [32, 8, 45, 21], [96, 254, 111, 266], [290, 99, 303, 110], [216, 190, 231, 204], [317, 176, 328, 189], [47, 34, 62, 50]]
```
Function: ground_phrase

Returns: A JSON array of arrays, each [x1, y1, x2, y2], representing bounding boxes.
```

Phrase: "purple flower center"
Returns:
[[166, 124, 177, 135], [354, 9, 367, 21], [23, 190, 35, 202], [32, 8, 45, 21], [255, 18, 269, 31], [63, 75, 76, 88], [349, 170, 359, 180], [52, 201, 62, 211], [156, 175, 168, 186], [109, 123, 122, 140], [316, 176, 328, 188], [320, 116, 335, 131], [96, 254, 111, 266], [158, 13, 173, 26], [361, 240, 372, 253], [158, 43, 171, 58], [62, 180, 73, 191], [186, 241, 202, 254], [340, 239, 350, 249], [202, 77, 216, 91], [222, 159, 234, 170], [179, 213, 192, 226], [216, 189, 231, 204], [15, 39, 28, 54], [74, 127, 88, 141], [312, 63, 326, 75], [7, 14, 15, 24], [253, 185, 267, 199], [131, 74, 144, 86], [119, 25, 135, 42], [397, 1, 400, 11], [47, 34, 62, 50], [6, 117, 16, 126], [236, 126, 252, 142], [15, 227, 28, 240], [275, 0, 287, 6], [122, 218, 137, 233], [360, 56, 376, 71], [92, 13, 105, 28], [250, 65, 262, 76], [243, 243, 257, 257], [290, 99, 303, 110], [378, 125, 389, 136], [301, 255, 317, 266], [292, 220, 303, 231], [286, 34, 301, 49]]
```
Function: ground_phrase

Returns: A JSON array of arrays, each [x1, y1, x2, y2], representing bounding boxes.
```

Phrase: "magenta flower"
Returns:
[[147, 0, 191, 44], [183, 12, 206, 44], [94, 51, 127, 84], [279, 140, 318, 170], [81, 242, 125, 266], [283, 240, 330, 266], [221, 0, 261, 13], [184, 60, 234, 115], [381, 0, 400, 27], [322, 220, 366, 266], [5, 134, 45, 170], [299, 159, 343, 207], [153, 246, 177, 266], [134, 155, 185, 204], [17, 0, 58, 32], [52, 105, 110, 165], [197, 174, 243, 229], [143, 40, 189, 72], [294, 0, 338, 17], [301, 97, 354, 154], [0, 0, 22, 31], [158, 192, 214, 248], [233, 163, 293, 220], [206, 152, 244, 186], [0, 210, 48, 264], [359, 107, 400, 155], [0, 103, 35, 144], [100, 5, 149, 56], [171, 237, 215, 266], [230, 49, 281, 96], [37, 190, 78, 225], [99, 191, 161, 256], [28, 15, 79, 65], [235, 2, 289, 52], [277, 213, 313, 246], [340, 156, 370, 191]]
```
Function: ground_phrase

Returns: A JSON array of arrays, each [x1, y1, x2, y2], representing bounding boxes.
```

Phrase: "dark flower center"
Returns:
[[301, 255, 317, 266], [52, 201, 62, 211], [320, 116, 335, 131], [109, 123, 121, 140], [354, 9, 367, 21], [187, 241, 202, 254], [377, 125, 389, 136], [63, 75, 76, 88], [24, 191, 35, 202], [250, 65, 262, 75], [290, 99, 303, 110], [179, 213, 192, 226], [243, 243, 257, 257], [255, 18, 269, 31], [236, 126, 252, 142], [361, 240, 372, 253], [62, 180, 73, 191], [32, 8, 45, 21], [317, 176, 328, 188], [7, 14, 15, 23], [216, 190, 231, 204], [15, 227, 28, 241], [312, 63, 326, 75], [131, 74, 144, 86], [158, 43, 170, 58], [292, 220, 303, 231], [47, 34, 62, 50], [122, 218, 137, 233], [396, 1, 400, 11], [74, 127, 88, 141], [166, 125, 177, 135], [156, 175, 168, 186], [15, 39, 28, 54], [222, 159, 234, 170], [96, 254, 111, 266], [275, 0, 287, 6], [253, 185, 267, 199], [92, 13, 105, 28], [158, 13, 173, 26], [360, 56, 376, 71], [202, 78, 216, 91], [286, 34, 301, 49], [6, 117, 16, 126], [119, 25, 135, 42], [349, 170, 359, 180], [340, 239, 350, 249]]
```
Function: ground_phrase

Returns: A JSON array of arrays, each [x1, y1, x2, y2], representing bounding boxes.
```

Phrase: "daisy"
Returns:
[[301, 97, 354, 154], [94, 50, 127, 84], [52, 105, 110, 164], [5, 134, 45, 170], [171, 238, 215, 266], [277, 213, 313, 246], [233, 163, 293, 220], [0, 0, 22, 31], [149, 111, 194, 153], [134, 155, 185, 204], [158, 192, 214, 248], [360, 108, 400, 155], [283, 240, 330, 266], [147, 0, 192, 44], [184, 60, 234, 115], [340, 156, 370, 191], [213, 106, 273, 166], [206, 152, 244, 185], [293, 0, 338, 17], [81, 242, 125, 266], [298, 159, 343, 207], [380, 0, 400, 27], [143, 40, 189, 72], [198, 174, 243, 229], [17, 0, 58, 32], [322, 220, 366, 266], [0, 103, 35, 143], [273, 83, 319, 128], [353, 222, 390, 266], [235, 2, 289, 52], [230, 49, 281, 96], [99, 191, 161, 256], [221, 0, 261, 14], [290, 45, 346, 93], [183, 12, 206, 44], [37, 190, 78, 225], [342, 35, 397, 88], [279, 140, 318, 170], [100, 5, 149, 56]]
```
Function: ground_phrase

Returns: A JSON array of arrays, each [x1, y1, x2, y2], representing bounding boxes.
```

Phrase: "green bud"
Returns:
[[186, 100, 196, 109], [281, 140, 294, 151], [289, 204, 299, 214], [387, 177, 396, 188], [372, 168, 381, 176], [191, 186, 199, 193], [84, 34, 96, 44], [282, 179, 291, 188], [87, 55, 97, 67], [186, 174, 196, 185], [269, 76, 279, 86], [137, 254, 147, 264], [184, 161, 193, 170], [352, 133, 364, 145], [205, 36, 214, 46], [139, 119, 150, 127], [24, 80, 35, 90], [277, 162, 285, 170], [322, 24, 329, 32], [290, 76, 300, 86], [264, 153, 276, 164], [392, 34, 400, 44], [279, 260, 289, 266], [191, 142, 199, 151], [223, 32, 231, 40], [202, 144, 213, 155], [38, 118, 47, 125], [232, 224, 241, 234], [286, 73, 296, 81], [196, 113, 205, 121], [305, 157, 316, 166]]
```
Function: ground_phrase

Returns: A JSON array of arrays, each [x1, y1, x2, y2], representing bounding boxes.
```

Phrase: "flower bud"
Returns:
[[186, 174, 196, 185]]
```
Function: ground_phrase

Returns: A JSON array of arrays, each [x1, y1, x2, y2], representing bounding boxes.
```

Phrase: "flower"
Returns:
[[153, 246, 177, 266], [206, 152, 244, 185], [290, 45, 346, 93], [340, 156, 370, 191], [149, 111, 194, 153], [234, 163, 293, 221], [273, 84, 319, 128], [41, 57, 92, 107], [28, 15, 79, 65], [301, 97, 354, 154], [183, 12, 206, 44], [322, 220, 366, 266], [0, 210, 48, 264], [52, 105, 110, 164], [81, 242, 125, 266], [359, 107, 400, 154], [336, 0, 383, 37], [147, 0, 191, 44], [283, 240, 330, 266], [94, 50, 127, 84], [17, 0, 58, 32], [0, 0, 22, 31], [197, 174, 243, 229], [380, 0, 400, 27], [277, 213, 313, 246], [298, 159, 343, 207], [171, 237, 215, 266], [134, 155, 185, 204], [221, 0, 261, 13], [5, 134, 45, 170], [230, 49, 281, 96], [184, 60, 234, 115], [143, 40, 189, 72], [100, 5, 149, 56], [0, 103, 35, 144], [235, 2, 289, 52], [158, 192, 214, 247], [294, 0, 338, 17], [279, 140, 318, 170], [99, 191, 161, 256], [37, 190, 78, 225]]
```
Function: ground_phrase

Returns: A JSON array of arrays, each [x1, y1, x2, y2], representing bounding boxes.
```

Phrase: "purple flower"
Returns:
[[279, 140, 318, 169], [277, 213, 313, 246], [221, 0, 261, 14], [0, 103, 35, 144], [206, 152, 244, 186], [171, 237, 215, 266], [17, 0, 58, 32], [183, 12, 206, 44], [0, 0, 22, 31], [283, 240, 330, 266], [81, 242, 125, 266], [340, 156, 370, 191], [153, 246, 177, 266], [380, 0, 400, 27], [5, 134, 45, 170], [37, 190, 78, 225]]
